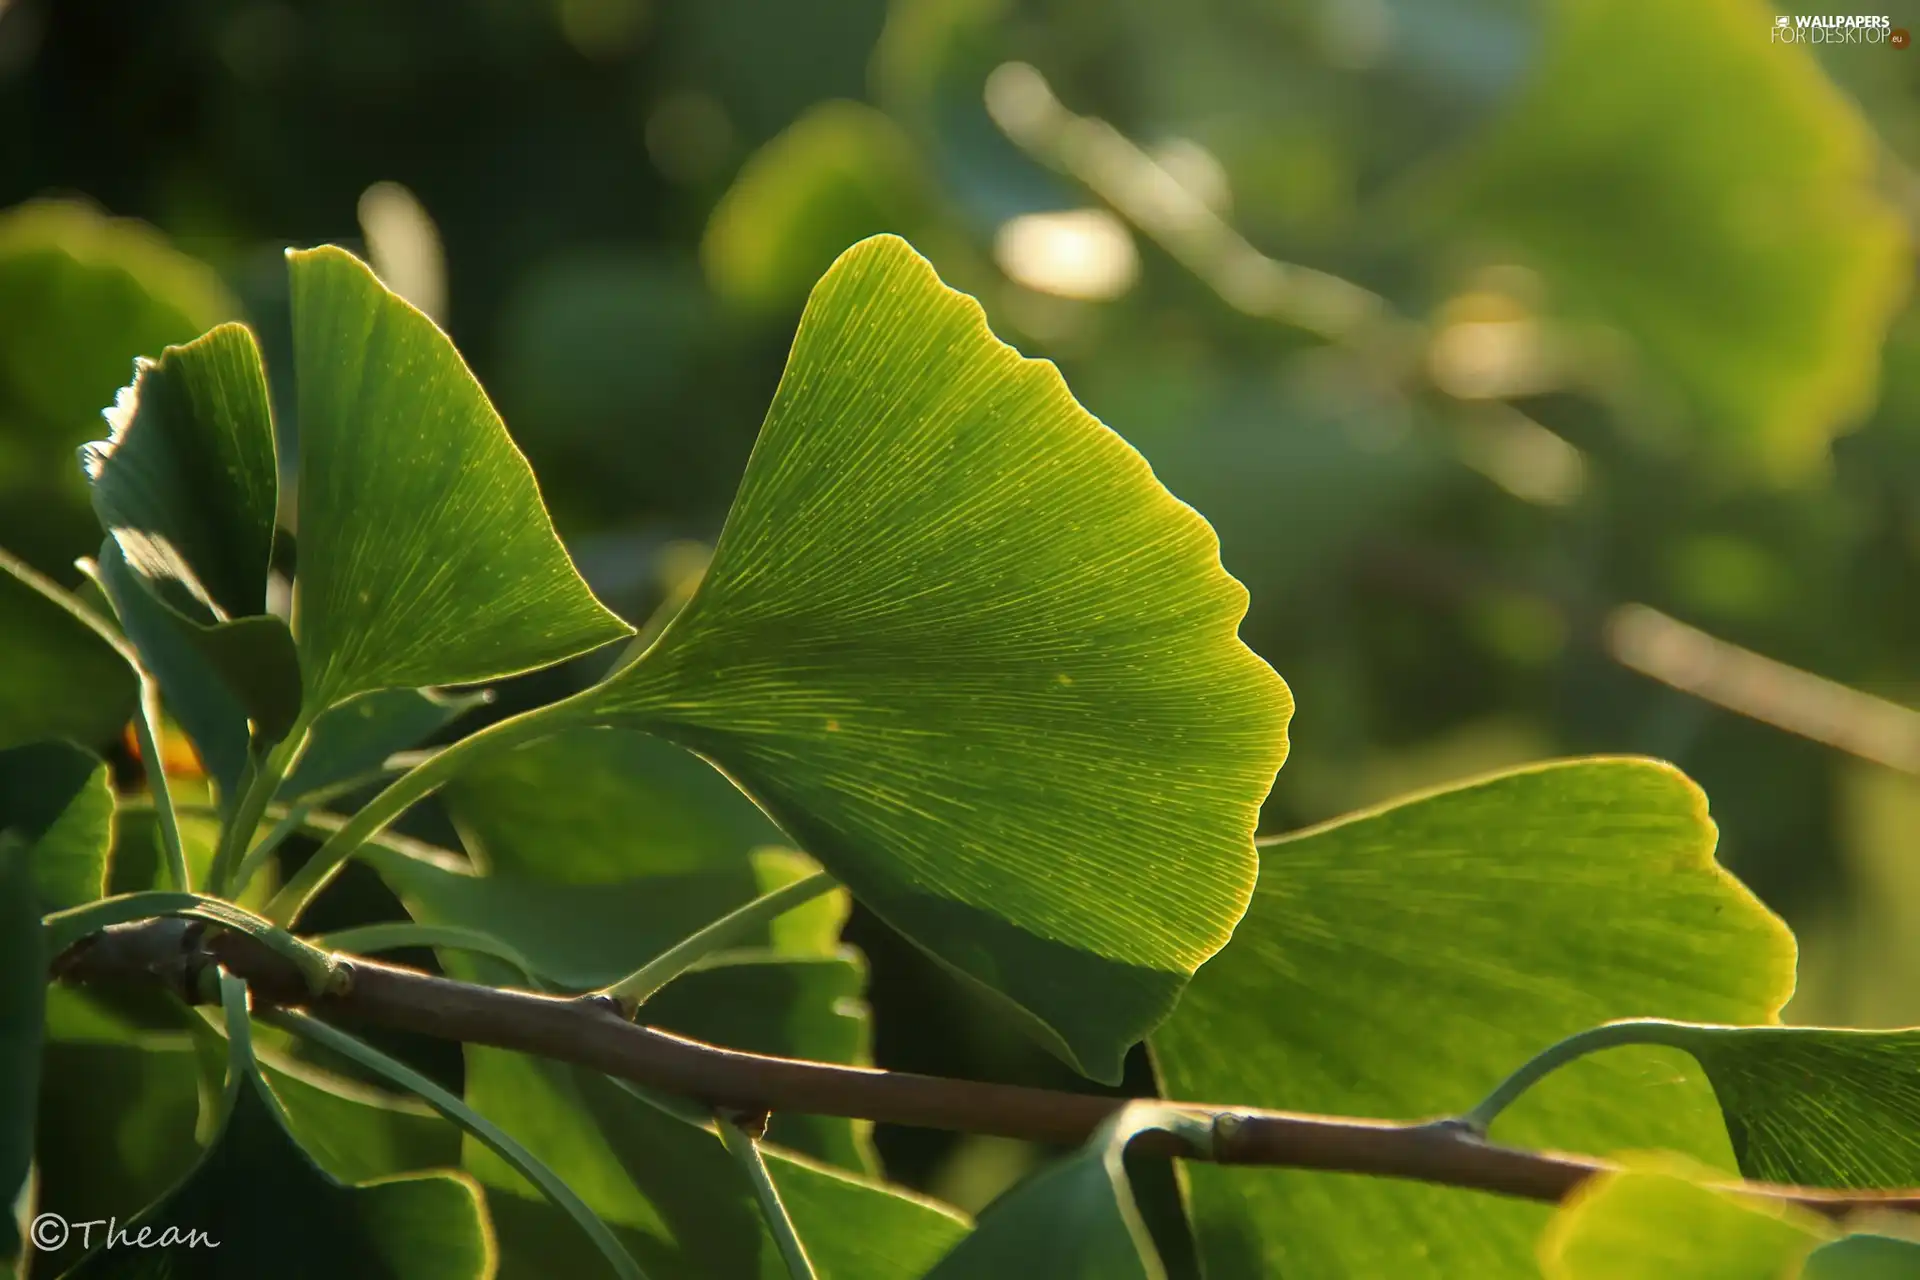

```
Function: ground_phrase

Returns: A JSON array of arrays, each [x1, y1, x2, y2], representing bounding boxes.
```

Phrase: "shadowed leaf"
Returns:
[[925, 1103, 1192, 1279], [0, 836, 41, 1266], [0, 741, 112, 911], [0, 557, 136, 753]]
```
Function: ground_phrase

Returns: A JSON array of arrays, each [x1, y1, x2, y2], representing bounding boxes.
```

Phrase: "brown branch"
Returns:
[[53, 917, 1920, 1220]]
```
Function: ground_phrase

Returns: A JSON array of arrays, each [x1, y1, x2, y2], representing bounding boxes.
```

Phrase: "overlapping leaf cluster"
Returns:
[[0, 225, 1916, 1280]]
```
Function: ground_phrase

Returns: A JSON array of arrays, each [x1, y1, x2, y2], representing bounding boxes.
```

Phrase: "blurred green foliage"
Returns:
[[4, 0, 1919, 1215]]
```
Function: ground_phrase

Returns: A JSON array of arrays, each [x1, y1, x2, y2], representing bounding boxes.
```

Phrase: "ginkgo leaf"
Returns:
[[82, 323, 277, 624], [440, 726, 781, 881], [94, 539, 300, 799], [1539, 1167, 1824, 1280], [570, 234, 1291, 1081], [1802, 1233, 1920, 1279], [79, 323, 302, 744], [924, 1103, 1194, 1280], [1151, 758, 1795, 1278], [0, 741, 112, 912], [1478, 1021, 1920, 1190], [286, 246, 630, 711], [64, 978, 492, 1279]]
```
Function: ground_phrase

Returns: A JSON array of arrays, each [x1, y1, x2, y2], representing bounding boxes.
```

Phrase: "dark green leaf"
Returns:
[[1151, 759, 1796, 1278], [925, 1103, 1193, 1280], [93, 540, 259, 799], [364, 842, 833, 989], [643, 958, 874, 1171], [0, 555, 136, 753], [286, 245, 630, 710], [0, 835, 43, 1266], [0, 741, 112, 911], [260, 1053, 462, 1186], [441, 726, 780, 881], [1803, 1233, 1920, 1279], [65, 997, 490, 1279], [282, 687, 488, 803], [463, 1039, 966, 1279], [81, 323, 277, 622], [573, 235, 1291, 1082], [368, 840, 868, 1167]]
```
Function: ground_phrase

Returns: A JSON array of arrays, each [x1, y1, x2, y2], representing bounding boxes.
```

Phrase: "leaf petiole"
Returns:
[[1458, 1019, 1715, 1134], [718, 1115, 819, 1280], [596, 871, 837, 1012], [263, 696, 584, 927]]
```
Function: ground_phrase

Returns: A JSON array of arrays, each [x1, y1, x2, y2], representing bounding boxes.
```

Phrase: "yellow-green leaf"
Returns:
[[1151, 759, 1795, 1277], [572, 235, 1291, 1081]]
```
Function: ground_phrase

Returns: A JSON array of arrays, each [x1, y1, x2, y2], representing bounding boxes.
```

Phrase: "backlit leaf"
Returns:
[[82, 323, 277, 623], [573, 234, 1291, 1081], [286, 245, 630, 710], [1538, 1168, 1822, 1279], [1151, 759, 1795, 1278]]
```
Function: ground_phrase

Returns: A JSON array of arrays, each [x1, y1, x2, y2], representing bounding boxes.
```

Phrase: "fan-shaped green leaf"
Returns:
[[93, 539, 293, 800], [0, 741, 112, 911], [364, 842, 836, 990], [1150, 759, 1795, 1278], [367, 839, 867, 1168], [573, 234, 1290, 1081], [82, 323, 277, 623], [1539, 1169, 1823, 1280], [286, 245, 630, 710], [79, 322, 302, 745]]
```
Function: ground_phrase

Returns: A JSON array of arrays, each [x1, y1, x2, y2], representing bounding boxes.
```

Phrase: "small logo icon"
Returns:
[[1776, 13, 1792, 26], [1893, 26, 1911, 46]]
